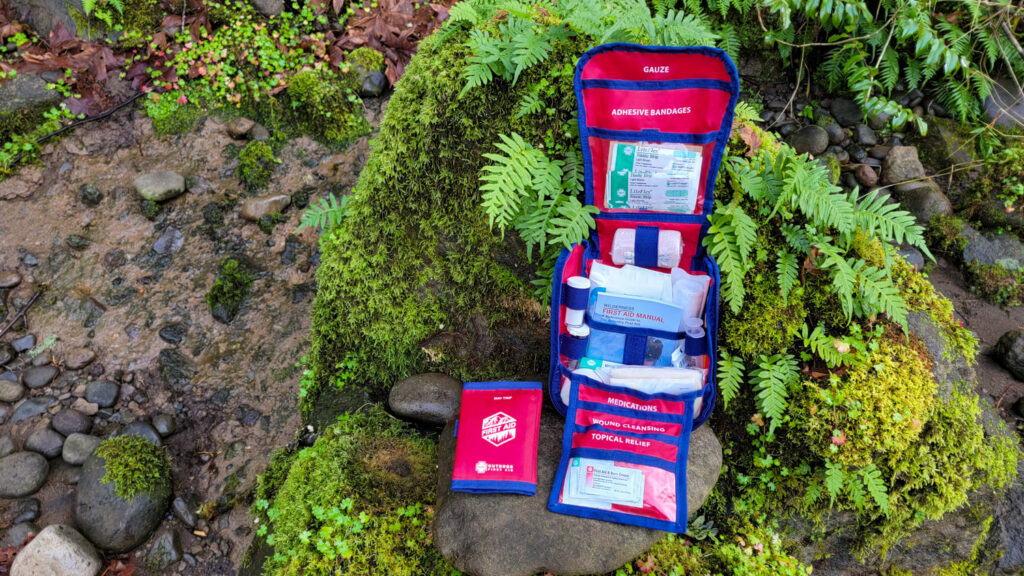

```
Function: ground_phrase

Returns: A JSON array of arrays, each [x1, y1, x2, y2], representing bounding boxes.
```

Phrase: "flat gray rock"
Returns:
[[133, 171, 186, 202], [0, 451, 49, 498], [0, 380, 26, 403], [21, 365, 59, 389], [63, 433, 101, 465], [389, 373, 462, 426], [434, 407, 722, 576], [985, 77, 1024, 129], [0, 72, 62, 115], [52, 408, 92, 436], [11, 396, 56, 424], [84, 380, 119, 408], [10, 524, 101, 576], [241, 194, 291, 221], [25, 428, 64, 459]]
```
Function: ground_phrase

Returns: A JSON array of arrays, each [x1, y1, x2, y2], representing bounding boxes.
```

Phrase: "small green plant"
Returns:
[[82, 0, 124, 28], [144, 91, 202, 136], [238, 141, 278, 191], [297, 193, 350, 232], [95, 435, 172, 500], [1, 105, 78, 181], [258, 213, 286, 234], [206, 258, 254, 323], [287, 67, 370, 147]]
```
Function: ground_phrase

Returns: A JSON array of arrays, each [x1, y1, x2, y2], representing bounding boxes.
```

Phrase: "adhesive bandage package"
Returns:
[[451, 382, 543, 496], [546, 44, 738, 533]]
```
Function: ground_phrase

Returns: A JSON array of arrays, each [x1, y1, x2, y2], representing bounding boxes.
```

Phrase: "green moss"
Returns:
[[145, 93, 202, 136], [894, 258, 977, 363], [119, 0, 163, 41], [964, 261, 1024, 307], [793, 333, 937, 467], [347, 47, 384, 73], [258, 212, 286, 234], [926, 214, 968, 256], [286, 67, 370, 148], [720, 263, 806, 360], [307, 31, 578, 410], [140, 198, 161, 221], [95, 436, 172, 500], [238, 141, 277, 192], [628, 528, 812, 576], [206, 258, 254, 323], [258, 406, 451, 576]]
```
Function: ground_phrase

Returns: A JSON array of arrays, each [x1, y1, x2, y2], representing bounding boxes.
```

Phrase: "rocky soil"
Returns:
[[0, 98, 383, 574]]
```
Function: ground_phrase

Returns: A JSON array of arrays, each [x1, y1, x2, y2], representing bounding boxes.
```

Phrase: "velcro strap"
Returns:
[[560, 333, 589, 360], [684, 334, 708, 356], [634, 225, 660, 268], [562, 283, 590, 310], [622, 334, 648, 365]]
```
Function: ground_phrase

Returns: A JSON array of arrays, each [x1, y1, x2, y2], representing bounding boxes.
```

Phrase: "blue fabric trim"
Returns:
[[572, 423, 680, 445], [549, 247, 573, 413], [622, 334, 647, 365], [684, 333, 708, 356], [634, 225, 659, 268], [453, 419, 458, 438], [582, 377, 704, 403], [463, 381, 542, 391], [560, 333, 589, 360], [562, 282, 590, 310], [580, 78, 733, 92], [451, 480, 536, 496], [587, 315, 683, 341], [587, 127, 719, 144]]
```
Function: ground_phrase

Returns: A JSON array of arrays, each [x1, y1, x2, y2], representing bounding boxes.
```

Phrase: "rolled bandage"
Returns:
[[611, 228, 683, 268]]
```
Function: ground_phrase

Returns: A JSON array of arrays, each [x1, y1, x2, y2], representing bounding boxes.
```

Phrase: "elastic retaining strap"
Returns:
[[622, 334, 647, 365], [560, 333, 589, 360], [635, 225, 660, 268], [562, 283, 590, 310]]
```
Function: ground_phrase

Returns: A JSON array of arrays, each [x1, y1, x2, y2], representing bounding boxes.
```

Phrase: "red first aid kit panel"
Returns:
[[451, 381, 543, 495]]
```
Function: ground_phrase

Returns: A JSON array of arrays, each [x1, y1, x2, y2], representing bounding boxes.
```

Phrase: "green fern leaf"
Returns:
[[825, 460, 844, 508], [479, 132, 543, 232], [776, 251, 799, 299], [859, 463, 889, 513], [297, 194, 349, 232], [718, 349, 745, 408], [846, 472, 868, 511], [547, 195, 599, 252], [751, 353, 797, 433], [83, 0, 98, 15]]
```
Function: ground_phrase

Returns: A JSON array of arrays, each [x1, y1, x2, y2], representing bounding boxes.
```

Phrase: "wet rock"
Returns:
[[907, 312, 975, 400], [63, 433, 101, 465], [855, 164, 878, 188], [66, 234, 91, 250], [159, 348, 195, 389], [788, 125, 828, 156], [898, 243, 925, 270], [134, 171, 186, 202], [72, 398, 99, 416], [830, 98, 862, 126], [823, 121, 844, 145], [152, 414, 175, 437], [868, 111, 892, 130], [78, 183, 103, 206], [153, 227, 184, 255], [984, 77, 1024, 129], [281, 235, 302, 265], [1014, 396, 1024, 419], [143, 529, 182, 571], [10, 498, 40, 525], [76, 452, 172, 553], [961, 225, 1024, 270], [103, 248, 126, 270], [11, 334, 35, 353], [171, 494, 198, 527], [119, 421, 162, 446], [1, 522, 38, 548], [0, 344, 12, 367], [896, 181, 952, 224], [0, 371, 15, 382], [389, 373, 462, 426], [854, 123, 877, 146], [10, 524, 101, 576], [250, 123, 271, 142], [358, 69, 388, 98], [882, 146, 926, 185], [435, 408, 722, 576], [0, 436, 13, 458], [0, 452, 48, 497], [0, 380, 25, 403], [0, 271, 21, 289], [158, 323, 188, 345], [53, 409, 92, 436], [0, 72, 62, 115], [85, 380, 119, 408], [21, 365, 59, 389], [226, 117, 255, 139], [995, 330, 1024, 381], [11, 396, 56, 423], [920, 117, 975, 170], [25, 428, 65, 458], [241, 193, 291, 221], [65, 348, 96, 370], [31, 353, 51, 367]]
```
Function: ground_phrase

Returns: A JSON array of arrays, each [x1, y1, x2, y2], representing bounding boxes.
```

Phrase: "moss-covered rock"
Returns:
[[94, 435, 172, 500], [238, 141, 277, 191], [255, 406, 450, 576], [286, 67, 370, 148], [145, 93, 202, 136], [307, 31, 574, 410], [206, 258, 254, 323]]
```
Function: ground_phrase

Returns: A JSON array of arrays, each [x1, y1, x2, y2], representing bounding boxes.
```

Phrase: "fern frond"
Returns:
[[825, 460, 844, 508], [297, 193, 349, 232], [801, 324, 859, 368], [718, 349, 745, 408], [479, 132, 544, 231], [547, 195, 599, 252], [776, 250, 799, 299], [706, 203, 756, 313], [83, 0, 98, 15], [859, 463, 890, 513], [751, 353, 798, 433]]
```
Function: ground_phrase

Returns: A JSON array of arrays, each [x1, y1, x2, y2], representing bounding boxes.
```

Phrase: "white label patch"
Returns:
[[481, 412, 517, 447]]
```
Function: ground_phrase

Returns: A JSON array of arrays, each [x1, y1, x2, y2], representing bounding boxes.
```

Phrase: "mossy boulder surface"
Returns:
[[307, 31, 579, 409]]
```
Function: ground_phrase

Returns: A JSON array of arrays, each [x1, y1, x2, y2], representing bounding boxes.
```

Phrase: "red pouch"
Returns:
[[451, 382, 543, 495]]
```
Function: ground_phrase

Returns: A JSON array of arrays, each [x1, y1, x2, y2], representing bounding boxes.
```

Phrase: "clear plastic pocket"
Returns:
[[556, 456, 678, 522]]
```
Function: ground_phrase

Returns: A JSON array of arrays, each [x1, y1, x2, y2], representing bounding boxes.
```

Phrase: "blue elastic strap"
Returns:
[[560, 333, 589, 360], [562, 282, 590, 310], [635, 225, 660, 268], [684, 333, 708, 356], [622, 334, 647, 364]]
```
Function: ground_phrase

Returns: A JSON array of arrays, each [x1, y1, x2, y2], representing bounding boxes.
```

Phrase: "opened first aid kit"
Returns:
[[547, 44, 737, 533], [449, 44, 737, 534]]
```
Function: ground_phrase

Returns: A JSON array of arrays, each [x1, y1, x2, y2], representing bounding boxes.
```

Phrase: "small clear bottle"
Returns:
[[566, 323, 591, 370]]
